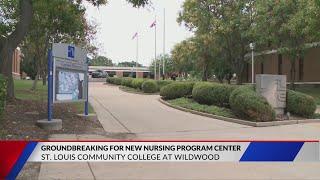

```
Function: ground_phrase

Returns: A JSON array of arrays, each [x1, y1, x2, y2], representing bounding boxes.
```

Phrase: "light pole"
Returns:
[[250, 43, 255, 84]]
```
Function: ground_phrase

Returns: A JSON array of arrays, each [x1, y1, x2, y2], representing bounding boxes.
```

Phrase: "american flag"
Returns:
[[132, 32, 138, 40], [150, 20, 156, 28]]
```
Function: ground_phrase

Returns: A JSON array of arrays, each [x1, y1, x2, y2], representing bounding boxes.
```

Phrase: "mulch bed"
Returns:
[[0, 99, 105, 140]]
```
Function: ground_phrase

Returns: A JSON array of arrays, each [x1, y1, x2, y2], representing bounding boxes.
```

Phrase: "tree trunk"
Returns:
[[31, 75, 38, 91], [202, 65, 208, 81], [0, 0, 33, 99], [42, 76, 47, 86]]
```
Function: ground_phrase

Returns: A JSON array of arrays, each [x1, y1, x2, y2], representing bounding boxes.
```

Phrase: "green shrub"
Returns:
[[121, 77, 133, 87], [192, 82, 236, 107], [131, 78, 145, 89], [142, 80, 158, 93], [160, 82, 195, 100], [106, 77, 122, 85], [287, 90, 316, 118], [0, 74, 7, 117], [113, 77, 122, 85], [157, 80, 173, 90], [229, 86, 275, 122]]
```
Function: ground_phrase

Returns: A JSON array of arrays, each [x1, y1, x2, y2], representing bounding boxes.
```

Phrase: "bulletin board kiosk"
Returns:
[[37, 43, 88, 130]]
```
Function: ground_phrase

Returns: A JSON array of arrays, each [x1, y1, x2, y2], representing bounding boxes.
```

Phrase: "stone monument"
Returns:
[[256, 74, 286, 116]]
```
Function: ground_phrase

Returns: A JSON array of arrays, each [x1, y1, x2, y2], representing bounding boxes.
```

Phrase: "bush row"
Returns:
[[106, 77, 164, 93], [107, 77, 316, 120], [0, 74, 7, 117], [229, 86, 275, 122], [160, 82, 195, 100], [192, 82, 236, 107], [287, 90, 316, 118], [161, 81, 317, 120]]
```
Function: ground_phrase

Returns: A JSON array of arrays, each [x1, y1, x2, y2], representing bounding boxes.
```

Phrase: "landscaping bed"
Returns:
[[0, 80, 102, 140], [119, 86, 159, 95], [106, 77, 175, 94], [160, 81, 320, 124], [0, 98, 104, 140], [167, 97, 235, 118]]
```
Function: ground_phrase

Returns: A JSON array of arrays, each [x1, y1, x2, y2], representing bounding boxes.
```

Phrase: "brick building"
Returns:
[[89, 66, 151, 78], [246, 44, 320, 83], [12, 48, 22, 79]]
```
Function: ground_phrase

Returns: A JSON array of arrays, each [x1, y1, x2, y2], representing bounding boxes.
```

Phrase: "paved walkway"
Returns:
[[37, 82, 320, 179]]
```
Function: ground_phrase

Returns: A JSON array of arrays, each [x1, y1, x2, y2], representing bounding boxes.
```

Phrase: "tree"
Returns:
[[0, 0, 33, 99], [171, 38, 195, 77], [21, 57, 37, 81], [89, 56, 113, 66], [118, 61, 142, 67], [178, 0, 255, 84], [254, 0, 318, 89], [149, 54, 175, 77], [21, 0, 97, 90], [212, 58, 233, 84], [0, 0, 150, 99]]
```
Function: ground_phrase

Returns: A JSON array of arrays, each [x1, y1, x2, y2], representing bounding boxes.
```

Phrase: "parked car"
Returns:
[[92, 70, 108, 78]]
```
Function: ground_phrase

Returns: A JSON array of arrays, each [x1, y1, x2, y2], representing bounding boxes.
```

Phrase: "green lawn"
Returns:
[[167, 97, 235, 118], [14, 80, 94, 113], [15, 80, 47, 101], [295, 86, 320, 106]]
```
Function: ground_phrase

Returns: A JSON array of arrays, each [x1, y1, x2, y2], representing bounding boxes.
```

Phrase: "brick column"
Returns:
[[116, 71, 123, 77]]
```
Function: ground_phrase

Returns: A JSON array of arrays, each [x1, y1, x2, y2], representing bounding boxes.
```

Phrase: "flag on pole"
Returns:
[[150, 20, 156, 28], [132, 32, 138, 40]]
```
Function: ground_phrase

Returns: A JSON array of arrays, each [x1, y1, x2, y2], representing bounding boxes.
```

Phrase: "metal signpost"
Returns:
[[47, 43, 88, 122]]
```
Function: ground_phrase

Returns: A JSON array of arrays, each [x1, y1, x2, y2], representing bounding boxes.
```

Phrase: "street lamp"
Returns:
[[250, 43, 255, 84]]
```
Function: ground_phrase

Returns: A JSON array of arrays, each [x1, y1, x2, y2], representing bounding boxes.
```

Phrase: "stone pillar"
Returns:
[[256, 74, 286, 116]]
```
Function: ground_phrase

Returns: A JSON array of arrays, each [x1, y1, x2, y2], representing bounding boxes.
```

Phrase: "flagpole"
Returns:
[[163, 8, 166, 79], [154, 15, 157, 80], [136, 33, 139, 77]]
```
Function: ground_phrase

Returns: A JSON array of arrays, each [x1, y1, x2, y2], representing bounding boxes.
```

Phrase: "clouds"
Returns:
[[85, 0, 193, 66]]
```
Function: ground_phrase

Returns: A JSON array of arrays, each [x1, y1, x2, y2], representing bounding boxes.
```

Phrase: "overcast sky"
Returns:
[[85, 0, 193, 66]]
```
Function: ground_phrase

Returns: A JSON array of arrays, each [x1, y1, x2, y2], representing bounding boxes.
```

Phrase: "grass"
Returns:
[[295, 86, 320, 105], [167, 97, 235, 118], [15, 80, 47, 101], [14, 80, 94, 113]]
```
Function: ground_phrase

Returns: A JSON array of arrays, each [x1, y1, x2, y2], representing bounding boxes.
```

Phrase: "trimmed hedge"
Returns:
[[131, 78, 145, 89], [142, 80, 158, 93], [287, 90, 316, 118], [160, 82, 195, 100], [192, 82, 236, 107], [121, 77, 133, 87], [157, 80, 173, 90], [0, 74, 7, 117], [229, 86, 275, 122], [106, 77, 123, 85]]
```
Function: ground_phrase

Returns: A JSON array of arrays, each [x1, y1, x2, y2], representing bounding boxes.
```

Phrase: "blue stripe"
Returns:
[[240, 142, 304, 162], [6, 142, 38, 180]]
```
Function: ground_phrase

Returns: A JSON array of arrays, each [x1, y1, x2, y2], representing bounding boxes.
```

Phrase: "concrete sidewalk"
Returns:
[[36, 83, 320, 179], [37, 134, 320, 180]]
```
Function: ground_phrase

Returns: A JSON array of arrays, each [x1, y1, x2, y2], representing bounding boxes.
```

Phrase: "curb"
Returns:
[[119, 86, 159, 95], [158, 98, 320, 127]]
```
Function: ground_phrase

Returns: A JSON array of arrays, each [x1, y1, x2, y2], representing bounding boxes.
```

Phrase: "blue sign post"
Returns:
[[84, 57, 89, 116], [47, 49, 53, 121]]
